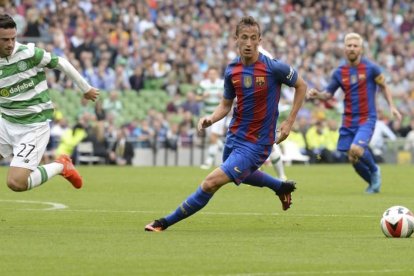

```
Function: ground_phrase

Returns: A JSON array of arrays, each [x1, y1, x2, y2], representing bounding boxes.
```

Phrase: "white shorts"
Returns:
[[210, 117, 227, 136], [0, 118, 50, 170]]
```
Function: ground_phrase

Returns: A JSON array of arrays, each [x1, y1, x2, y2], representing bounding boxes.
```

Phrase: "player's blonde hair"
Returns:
[[344, 33, 363, 46]]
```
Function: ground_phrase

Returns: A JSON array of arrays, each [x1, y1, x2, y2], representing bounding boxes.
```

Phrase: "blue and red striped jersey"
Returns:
[[223, 53, 298, 145], [326, 58, 382, 128]]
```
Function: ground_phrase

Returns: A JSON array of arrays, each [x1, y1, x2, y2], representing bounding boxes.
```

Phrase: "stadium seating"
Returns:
[[49, 88, 170, 126]]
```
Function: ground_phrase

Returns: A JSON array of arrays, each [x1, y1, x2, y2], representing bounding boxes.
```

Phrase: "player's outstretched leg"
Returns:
[[275, 180, 296, 210], [367, 166, 381, 194], [359, 149, 381, 193], [145, 186, 213, 232], [145, 218, 168, 232], [55, 155, 83, 189], [243, 170, 296, 211]]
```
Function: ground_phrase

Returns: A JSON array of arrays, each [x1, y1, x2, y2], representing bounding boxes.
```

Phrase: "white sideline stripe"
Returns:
[[222, 268, 413, 275], [37, 208, 377, 218], [0, 201, 377, 218], [0, 199, 68, 210]]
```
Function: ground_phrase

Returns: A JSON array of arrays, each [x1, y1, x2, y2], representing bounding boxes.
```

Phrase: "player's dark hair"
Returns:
[[235, 16, 261, 37], [0, 14, 16, 29]]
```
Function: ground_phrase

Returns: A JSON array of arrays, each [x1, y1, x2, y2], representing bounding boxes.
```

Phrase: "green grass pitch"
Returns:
[[0, 164, 413, 275]]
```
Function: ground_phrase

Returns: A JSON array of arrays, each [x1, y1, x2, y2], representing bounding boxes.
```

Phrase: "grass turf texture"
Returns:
[[0, 164, 413, 275]]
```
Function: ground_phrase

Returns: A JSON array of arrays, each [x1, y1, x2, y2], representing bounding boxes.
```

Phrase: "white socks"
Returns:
[[27, 162, 64, 190], [270, 144, 287, 180]]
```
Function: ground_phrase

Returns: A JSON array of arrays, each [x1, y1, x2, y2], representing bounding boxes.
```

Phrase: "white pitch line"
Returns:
[[0, 199, 68, 210], [32, 208, 377, 218], [221, 268, 413, 276], [0, 201, 378, 218]]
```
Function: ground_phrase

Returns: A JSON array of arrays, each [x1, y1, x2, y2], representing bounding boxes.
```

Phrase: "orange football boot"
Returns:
[[55, 155, 83, 189]]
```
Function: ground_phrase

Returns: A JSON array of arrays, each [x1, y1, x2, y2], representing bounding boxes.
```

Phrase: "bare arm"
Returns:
[[276, 76, 308, 144], [198, 98, 233, 132], [376, 74, 402, 121]]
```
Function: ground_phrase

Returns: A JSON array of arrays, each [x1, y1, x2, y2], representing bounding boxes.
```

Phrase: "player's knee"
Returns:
[[349, 145, 363, 156], [348, 145, 364, 163], [7, 178, 27, 192], [201, 176, 224, 194]]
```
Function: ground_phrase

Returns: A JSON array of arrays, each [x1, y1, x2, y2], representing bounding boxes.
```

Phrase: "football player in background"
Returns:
[[307, 32, 401, 193]]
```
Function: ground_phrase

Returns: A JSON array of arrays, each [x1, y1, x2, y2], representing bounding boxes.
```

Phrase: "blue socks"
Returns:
[[353, 149, 378, 184], [165, 186, 213, 227], [360, 149, 378, 173], [353, 160, 371, 184], [242, 170, 282, 193]]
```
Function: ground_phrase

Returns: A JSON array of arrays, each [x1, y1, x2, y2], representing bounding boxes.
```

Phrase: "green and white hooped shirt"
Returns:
[[0, 42, 58, 125]]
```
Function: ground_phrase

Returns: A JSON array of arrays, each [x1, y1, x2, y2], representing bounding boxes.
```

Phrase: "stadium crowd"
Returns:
[[3, 0, 414, 164]]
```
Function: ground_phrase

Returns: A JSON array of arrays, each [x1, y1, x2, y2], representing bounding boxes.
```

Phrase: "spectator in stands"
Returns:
[[134, 119, 154, 148], [90, 59, 116, 91], [152, 50, 171, 78], [114, 61, 131, 91], [129, 66, 145, 92], [85, 121, 109, 164], [108, 126, 135, 165], [305, 120, 333, 163], [77, 97, 95, 119], [325, 118, 346, 163], [55, 122, 88, 160], [404, 118, 414, 152], [23, 8, 41, 37], [103, 90, 123, 117], [181, 91, 201, 116], [94, 99, 106, 121]]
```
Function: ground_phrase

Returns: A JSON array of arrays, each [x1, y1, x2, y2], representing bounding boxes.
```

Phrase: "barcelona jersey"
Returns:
[[326, 58, 382, 128], [223, 53, 298, 145]]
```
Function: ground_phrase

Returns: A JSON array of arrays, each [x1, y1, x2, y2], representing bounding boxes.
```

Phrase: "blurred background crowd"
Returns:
[[2, 0, 414, 165]]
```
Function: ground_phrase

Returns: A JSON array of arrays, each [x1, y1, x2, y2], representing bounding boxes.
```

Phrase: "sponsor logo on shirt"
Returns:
[[0, 80, 35, 97]]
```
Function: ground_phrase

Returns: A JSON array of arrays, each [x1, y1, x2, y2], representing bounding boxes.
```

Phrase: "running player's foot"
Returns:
[[276, 180, 296, 211], [145, 218, 168, 232], [367, 166, 381, 193], [55, 155, 83, 189]]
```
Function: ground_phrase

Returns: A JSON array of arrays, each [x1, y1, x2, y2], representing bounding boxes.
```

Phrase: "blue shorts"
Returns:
[[337, 120, 375, 152], [220, 134, 272, 185]]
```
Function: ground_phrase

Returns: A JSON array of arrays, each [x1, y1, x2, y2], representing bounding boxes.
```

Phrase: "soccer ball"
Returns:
[[380, 206, 414, 238]]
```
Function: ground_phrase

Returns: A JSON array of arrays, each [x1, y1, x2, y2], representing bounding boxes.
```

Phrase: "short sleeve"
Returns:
[[271, 60, 298, 87], [223, 67, 236, 100]]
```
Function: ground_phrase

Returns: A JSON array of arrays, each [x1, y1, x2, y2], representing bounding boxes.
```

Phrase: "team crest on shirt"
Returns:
[[17, 61, 28, 71], [244, 76, 252, 88], [351, 75, 358, 84], [358, 74, 366, 80], [255, 76, 265, 87]]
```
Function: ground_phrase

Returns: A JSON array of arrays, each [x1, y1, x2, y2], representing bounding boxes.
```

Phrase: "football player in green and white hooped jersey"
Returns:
[[0, 14, 99, 192], [197, 66, 226, 170], [258, 45, 287, 180]]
